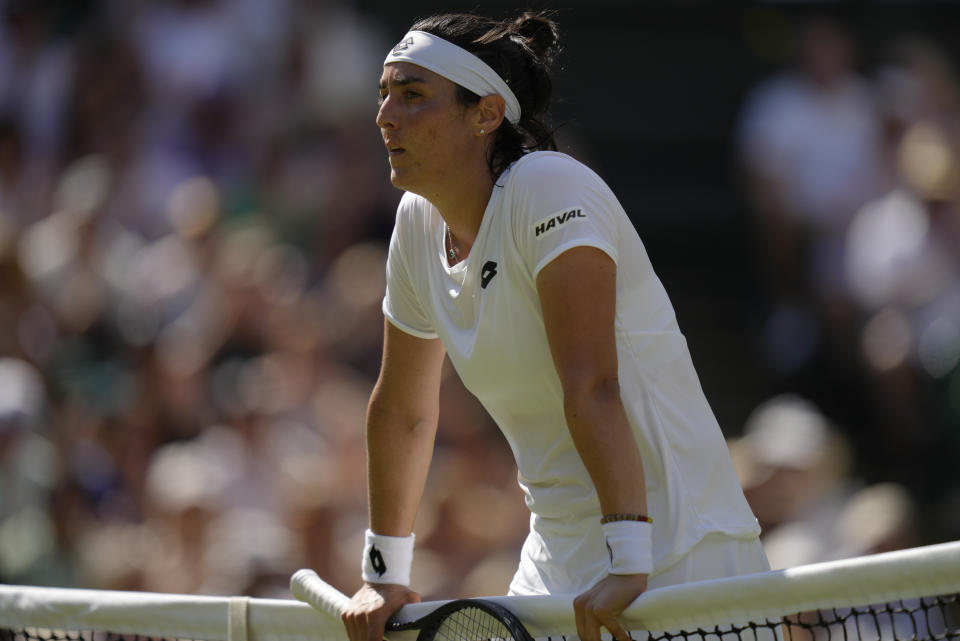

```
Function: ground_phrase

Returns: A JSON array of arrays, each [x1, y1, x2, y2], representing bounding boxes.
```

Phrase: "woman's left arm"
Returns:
[[535, 245, 648, 641]]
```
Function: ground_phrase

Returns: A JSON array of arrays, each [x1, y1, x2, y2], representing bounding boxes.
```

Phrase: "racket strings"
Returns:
[[433, 606, 516, 641]]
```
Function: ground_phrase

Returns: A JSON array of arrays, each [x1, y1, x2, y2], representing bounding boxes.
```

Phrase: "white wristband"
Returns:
[[602, 520, 653, 575], [361, 529, 415, 585]]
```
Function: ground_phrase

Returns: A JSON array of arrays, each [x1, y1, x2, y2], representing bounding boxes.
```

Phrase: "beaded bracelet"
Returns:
[[600, 513, 652, 525]]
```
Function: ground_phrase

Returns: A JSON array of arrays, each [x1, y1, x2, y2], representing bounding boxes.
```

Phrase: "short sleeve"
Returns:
[[382, 195, 438, 339], [509, 154, 623, 279]]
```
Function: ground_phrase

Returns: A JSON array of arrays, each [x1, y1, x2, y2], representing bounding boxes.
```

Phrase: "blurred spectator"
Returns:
[[842, 36, 960, 506], [0, 117, 48, 229], [730, 394, 857, 569], [834, 483, 920, 557], [0, 357, 72, 585], [731, 394, 922, 569], [0, 3, 74, 178], [738, 13, 888, 375]]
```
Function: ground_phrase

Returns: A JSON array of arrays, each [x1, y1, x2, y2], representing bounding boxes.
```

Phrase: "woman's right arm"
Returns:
[[342, 319, 447, 641]]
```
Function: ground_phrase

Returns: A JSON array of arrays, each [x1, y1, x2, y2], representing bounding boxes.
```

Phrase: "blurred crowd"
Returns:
[[0, 1, 958, 601], [0, 0, 530, 599], [735, 11, 960, 567]]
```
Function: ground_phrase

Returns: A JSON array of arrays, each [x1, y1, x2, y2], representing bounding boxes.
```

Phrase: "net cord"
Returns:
[[2, 540, 959, 641]]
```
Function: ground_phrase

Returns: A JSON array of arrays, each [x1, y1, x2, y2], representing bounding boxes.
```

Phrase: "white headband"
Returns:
[[384, 30, 522, 125]]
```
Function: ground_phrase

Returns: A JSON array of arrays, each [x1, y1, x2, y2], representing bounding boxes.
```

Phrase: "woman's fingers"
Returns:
[[342, 583, 420, 641], [573, 573, 648, 641]]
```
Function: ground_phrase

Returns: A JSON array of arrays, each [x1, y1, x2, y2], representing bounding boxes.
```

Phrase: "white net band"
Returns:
[[2, 541, 960, 641]]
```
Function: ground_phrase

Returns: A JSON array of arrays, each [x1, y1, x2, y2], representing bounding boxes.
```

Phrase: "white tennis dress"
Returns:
[[382, 151, 762, 595]]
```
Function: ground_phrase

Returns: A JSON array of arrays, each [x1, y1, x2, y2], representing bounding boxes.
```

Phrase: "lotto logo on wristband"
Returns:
[[362, 529, 415, 586], [369, 545, 387, 577]]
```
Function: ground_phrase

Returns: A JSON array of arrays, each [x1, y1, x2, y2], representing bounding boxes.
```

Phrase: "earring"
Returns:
[[479, 129, 485, 135]]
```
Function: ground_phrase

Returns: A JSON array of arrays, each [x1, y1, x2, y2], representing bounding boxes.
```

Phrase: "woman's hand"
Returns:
[[342, 582, 421, 641], [573, 573, 648, 641]]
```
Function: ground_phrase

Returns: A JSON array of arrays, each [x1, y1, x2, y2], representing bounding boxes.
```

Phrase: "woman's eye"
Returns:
[[377, 89, 422, 104]]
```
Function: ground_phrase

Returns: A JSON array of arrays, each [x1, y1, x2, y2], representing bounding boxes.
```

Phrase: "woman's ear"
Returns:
[[475, 94, 507, 135]]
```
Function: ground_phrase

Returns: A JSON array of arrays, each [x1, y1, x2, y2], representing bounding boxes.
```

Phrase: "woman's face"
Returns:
[[376, 62, 480, 197]]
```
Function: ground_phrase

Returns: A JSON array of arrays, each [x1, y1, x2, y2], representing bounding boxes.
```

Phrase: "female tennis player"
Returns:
[[341, 12, 769, 641]]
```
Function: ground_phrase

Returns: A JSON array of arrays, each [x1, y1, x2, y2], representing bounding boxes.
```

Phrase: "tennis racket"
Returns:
[[291, 569, 535, 641]]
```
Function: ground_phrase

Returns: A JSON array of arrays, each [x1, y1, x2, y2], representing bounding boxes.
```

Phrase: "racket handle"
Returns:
[[291, 568, 351, 619]]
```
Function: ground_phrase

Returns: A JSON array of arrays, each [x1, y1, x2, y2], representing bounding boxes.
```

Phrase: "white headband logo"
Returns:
[[391, 37, 414, 55], [384, 30, 522, 125]]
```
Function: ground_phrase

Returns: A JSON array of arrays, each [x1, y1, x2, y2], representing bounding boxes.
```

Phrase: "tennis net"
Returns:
[[1, 541, 959, 641]]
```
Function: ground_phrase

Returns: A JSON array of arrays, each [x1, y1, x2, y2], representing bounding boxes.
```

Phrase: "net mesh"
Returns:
[[2, 543, 960, 641], [645, 594, 960, 641]]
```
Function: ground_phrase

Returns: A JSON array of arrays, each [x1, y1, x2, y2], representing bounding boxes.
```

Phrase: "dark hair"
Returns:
[[409, 11, 561, 179]]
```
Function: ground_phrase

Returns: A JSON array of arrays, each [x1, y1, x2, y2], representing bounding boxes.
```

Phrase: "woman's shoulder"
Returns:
[[502, 151, 609, 203], [507, 150, 597, 183]]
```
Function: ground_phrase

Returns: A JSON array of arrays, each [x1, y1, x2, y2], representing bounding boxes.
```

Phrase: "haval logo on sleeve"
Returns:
[[533, 207, 585, 237]]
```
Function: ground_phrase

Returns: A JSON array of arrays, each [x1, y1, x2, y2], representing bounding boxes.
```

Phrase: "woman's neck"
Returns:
[[425, 170, 495, 254]]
